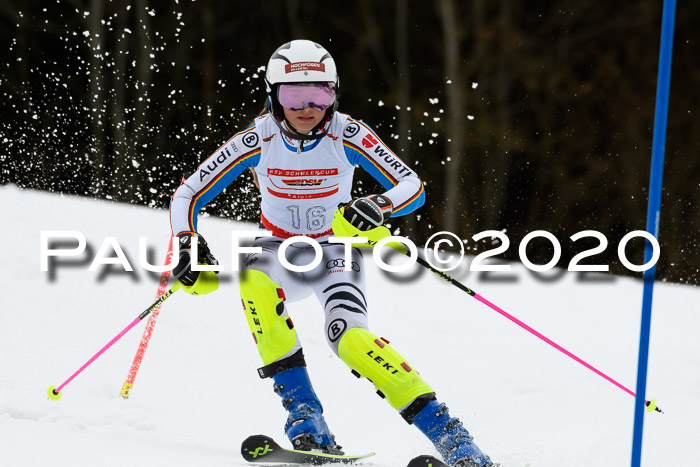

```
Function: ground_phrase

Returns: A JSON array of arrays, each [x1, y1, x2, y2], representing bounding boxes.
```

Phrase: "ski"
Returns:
[[241, 434, 375, 465], [407, 455, 450, 467]]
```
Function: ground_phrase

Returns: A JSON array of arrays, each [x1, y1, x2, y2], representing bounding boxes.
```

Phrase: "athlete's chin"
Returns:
[[292, 120, 318, 133]]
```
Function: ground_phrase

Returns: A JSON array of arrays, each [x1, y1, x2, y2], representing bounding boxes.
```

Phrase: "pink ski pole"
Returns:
[[413, 255, 663, 414], [47, 282, 181, 401]]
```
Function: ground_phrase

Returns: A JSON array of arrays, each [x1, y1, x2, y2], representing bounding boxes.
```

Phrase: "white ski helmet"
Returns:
[[264, 40, 339, 124]]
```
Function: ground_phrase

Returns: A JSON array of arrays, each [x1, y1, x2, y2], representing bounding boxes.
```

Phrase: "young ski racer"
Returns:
[[169, 39, 495, 467]]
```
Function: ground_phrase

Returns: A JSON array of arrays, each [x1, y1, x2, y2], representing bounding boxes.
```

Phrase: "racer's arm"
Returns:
[[342, 119, 425, 216], [170, 125, 262, 235]]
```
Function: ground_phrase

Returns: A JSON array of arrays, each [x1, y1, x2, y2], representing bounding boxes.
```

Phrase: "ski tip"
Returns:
[[241, 434, 278, 462], [47, 385, 62, 401], [645, 398, 664, 414], [241, 434, 374, 464], [407, 455, 449, 467]]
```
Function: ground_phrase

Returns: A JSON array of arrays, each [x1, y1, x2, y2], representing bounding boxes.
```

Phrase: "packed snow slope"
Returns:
[[1, 185, 698, 467]]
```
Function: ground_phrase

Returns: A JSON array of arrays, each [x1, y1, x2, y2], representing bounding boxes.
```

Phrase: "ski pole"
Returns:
[[412, 254, 663, 414], [47, 281, 182, 401], [120, 234, 176, 399], [121, 177, 186, 399]]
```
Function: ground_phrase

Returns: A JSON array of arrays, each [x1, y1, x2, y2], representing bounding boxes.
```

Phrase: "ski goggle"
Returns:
[[278, 83, 336, 111]]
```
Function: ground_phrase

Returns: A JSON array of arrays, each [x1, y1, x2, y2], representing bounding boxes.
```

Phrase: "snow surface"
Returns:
[[1, 185, 698, 467]]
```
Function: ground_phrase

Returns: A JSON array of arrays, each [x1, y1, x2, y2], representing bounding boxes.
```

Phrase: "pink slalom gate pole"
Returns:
[[47, 282, 181, 401], [414, 256, 663, 413], [120, 234, 176, 399]]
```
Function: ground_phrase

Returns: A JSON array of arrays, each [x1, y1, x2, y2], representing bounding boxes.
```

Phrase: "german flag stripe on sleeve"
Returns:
[[393, 182, 424, 215], [342, 141, 398, 186]]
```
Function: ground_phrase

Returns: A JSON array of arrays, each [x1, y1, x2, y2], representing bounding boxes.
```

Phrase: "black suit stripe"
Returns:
[[325, 291, 367, 313], [322, 282, 367, 307]]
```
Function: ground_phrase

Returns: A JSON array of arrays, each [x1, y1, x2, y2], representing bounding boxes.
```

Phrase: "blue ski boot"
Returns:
[[411, 398, 494, 466], [271, 362, 342, 454]]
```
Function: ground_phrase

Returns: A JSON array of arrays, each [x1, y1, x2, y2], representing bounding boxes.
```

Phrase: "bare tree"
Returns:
[[286, 0, 303, 38], [110, 0, 130, 199], [87, 0, 107, 195], [131, 0, 153, 198], [437, 0, 466, 234], [201, 0, 215, 141], [359, 0, 395, 87], [395, 0, 415, 236], [482, 0, 513, 228]]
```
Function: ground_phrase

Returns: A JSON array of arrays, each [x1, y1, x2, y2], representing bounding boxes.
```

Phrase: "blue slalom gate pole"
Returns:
[[630, 1, 676, 466]]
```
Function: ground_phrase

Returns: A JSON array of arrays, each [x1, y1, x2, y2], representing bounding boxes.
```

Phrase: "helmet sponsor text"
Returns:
[[285, 62, 326, 73]]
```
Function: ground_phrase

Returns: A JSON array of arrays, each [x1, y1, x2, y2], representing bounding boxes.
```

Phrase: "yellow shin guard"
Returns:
[[338, 328, 434, 409], [239, 270, 297, 365]]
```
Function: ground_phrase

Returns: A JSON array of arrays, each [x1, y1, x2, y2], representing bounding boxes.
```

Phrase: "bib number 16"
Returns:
[[286, 205, 327, 231]]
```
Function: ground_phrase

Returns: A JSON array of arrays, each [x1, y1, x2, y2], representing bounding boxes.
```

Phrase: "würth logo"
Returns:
[[285, 62, 325, 73], [362, 134, 378, 149]]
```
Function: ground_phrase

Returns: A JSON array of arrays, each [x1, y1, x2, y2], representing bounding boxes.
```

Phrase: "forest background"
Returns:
[[1, 0, 698, 284]]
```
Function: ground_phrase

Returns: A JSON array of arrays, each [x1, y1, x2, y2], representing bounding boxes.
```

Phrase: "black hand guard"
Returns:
[[342, 194, 393, 231], [172, 232, 219, 286]]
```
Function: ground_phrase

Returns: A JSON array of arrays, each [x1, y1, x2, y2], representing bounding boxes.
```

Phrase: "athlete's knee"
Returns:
[[324, 310, 368, 356], [239, 269, 298, 365], [322, 281, 369, 355], [336, 327, 434, 409]]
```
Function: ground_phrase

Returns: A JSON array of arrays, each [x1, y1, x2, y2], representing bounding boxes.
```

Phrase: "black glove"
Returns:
[[341, 194, 393, 231], [173, 232, 219, 286]]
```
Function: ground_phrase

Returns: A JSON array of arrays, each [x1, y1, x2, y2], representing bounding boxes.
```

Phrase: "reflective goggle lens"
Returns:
[[278, 83, 335, 111]]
